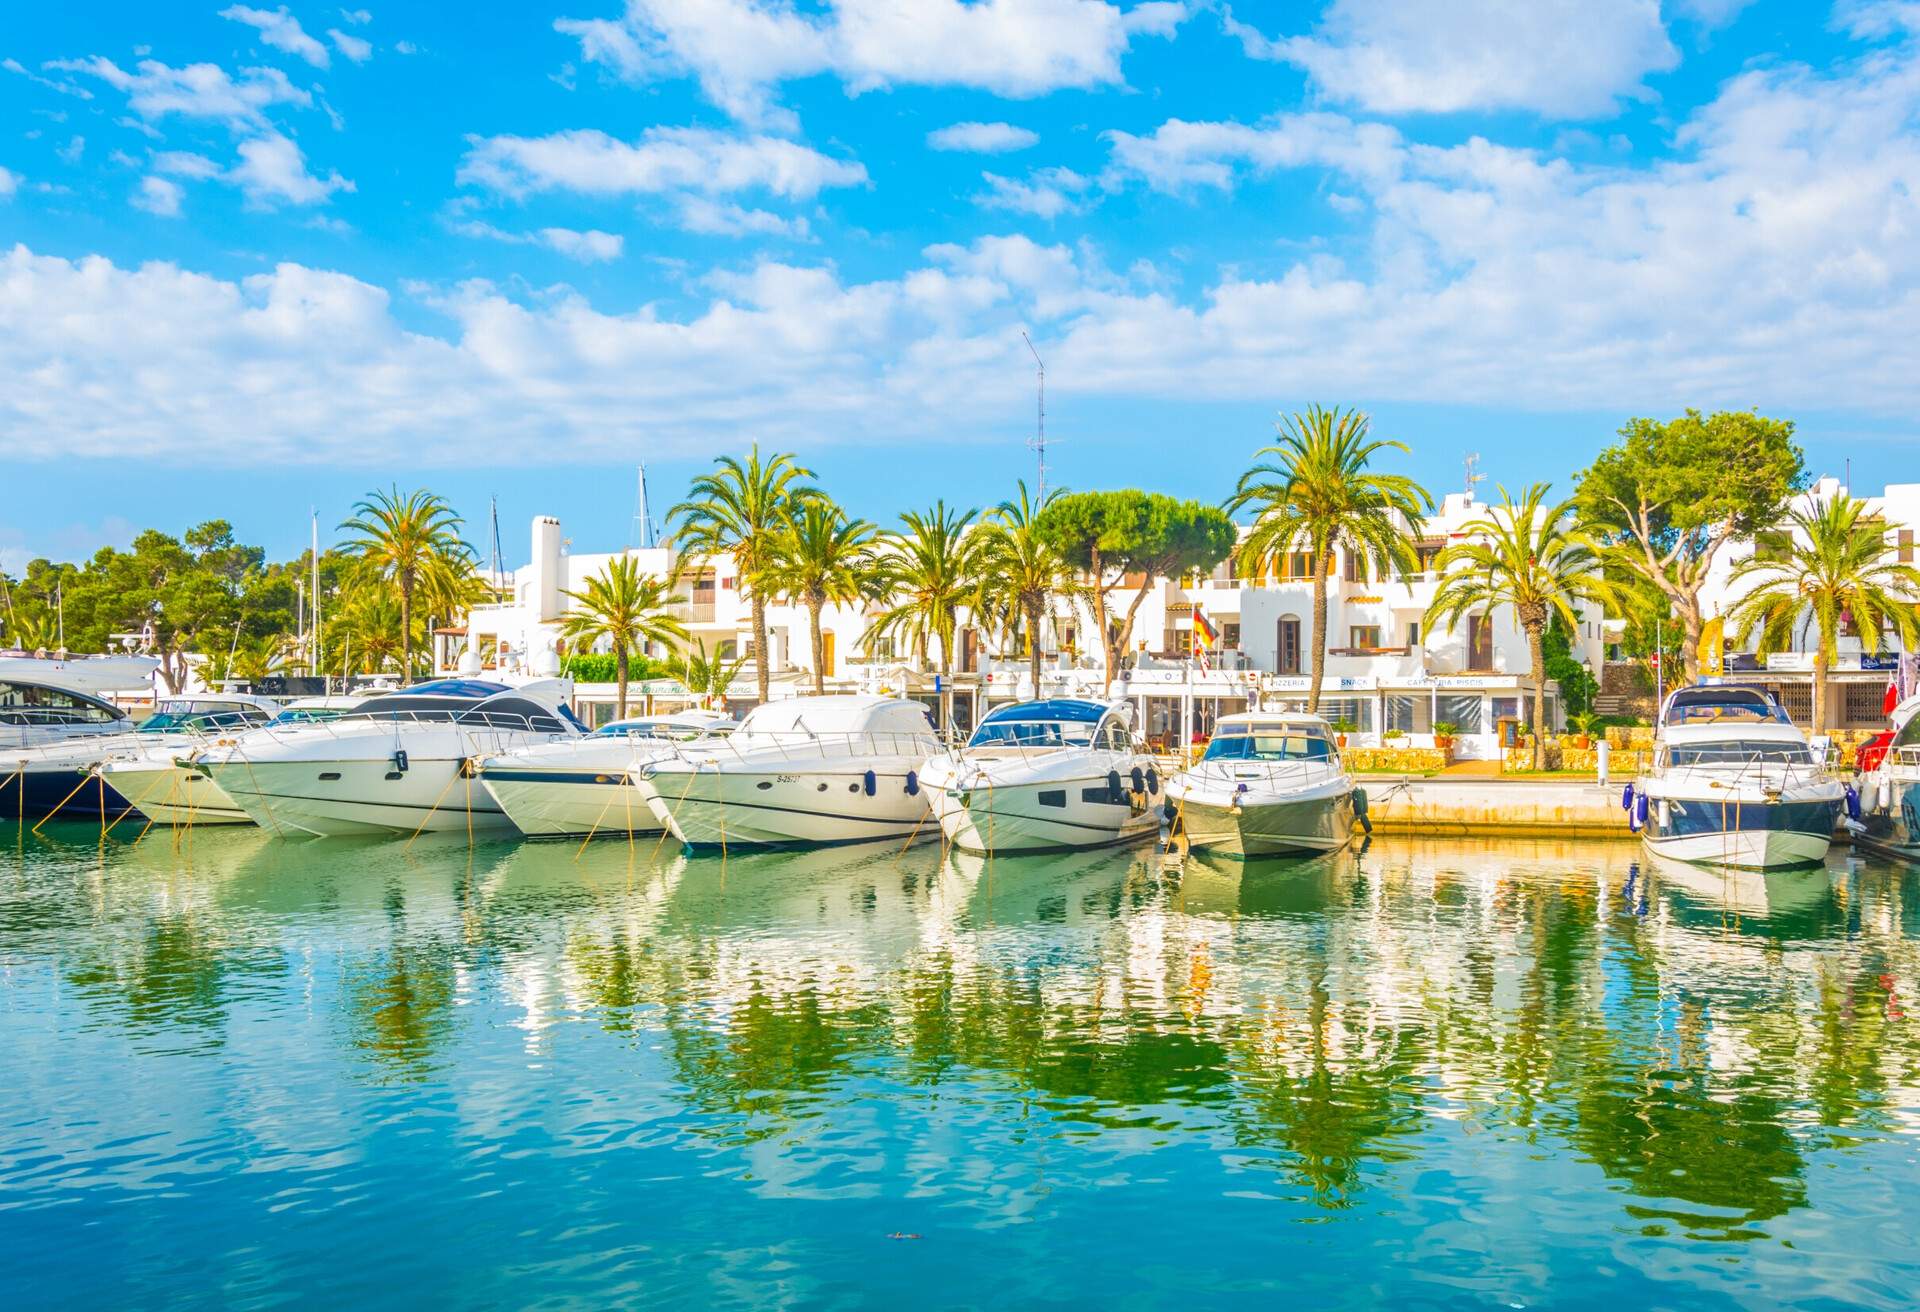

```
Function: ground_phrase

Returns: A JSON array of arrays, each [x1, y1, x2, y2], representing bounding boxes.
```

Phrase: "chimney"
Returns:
[[530, 516, 563, 622]]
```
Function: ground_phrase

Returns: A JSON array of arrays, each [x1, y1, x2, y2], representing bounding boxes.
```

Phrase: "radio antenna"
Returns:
[[1021, 331, 1049, 502]]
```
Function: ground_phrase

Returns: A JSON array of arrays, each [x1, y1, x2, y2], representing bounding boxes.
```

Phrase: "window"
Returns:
[[1037, 789, 1066, 808], [1406, 621, 1421, 648], [1343, 551, 1366, 583], [1902, 529, 1914, 564], [1318, 697, 1374, 733], [1468, 614, 1494, 671], [1436, 694, 1483, 734], [1667, 741, 1813, 766], [1082, 785, 1121, 806], [1349, 625, 1382, 650], [1277, 618, 1303, 674], [1223, 622, 1240, 649], [1385, 696, 1431, 733], [1285, 550, 1315, 580]]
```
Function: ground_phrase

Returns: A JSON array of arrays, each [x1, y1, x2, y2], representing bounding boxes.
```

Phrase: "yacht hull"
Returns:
[[1855, 775, 1920, 864], [97, 760, 251, 826], [207, 757, 514, 838], [480, 769, 663, 838], [3, 765, 136, 820], [927, 776, 1162, 854], [1641, 796, 1835, 869], [644, 766, 932, 849], [1176, 793, 1353, 857]]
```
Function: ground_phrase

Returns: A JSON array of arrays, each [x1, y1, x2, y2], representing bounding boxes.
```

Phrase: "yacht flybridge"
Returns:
[[196, 678, 584, 837], [919, 698, 1164, 854], [1627, 685, 1844, 869], [1164, 711, 1361, 857], [636, 695, 940, 849], [478, 708, 733, 837]]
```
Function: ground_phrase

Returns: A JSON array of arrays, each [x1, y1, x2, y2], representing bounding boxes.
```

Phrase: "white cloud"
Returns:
[[556, 0, 1189, 127], [1837, 1, 1920, 37], [4, 57, 94, 99], [977, 166, 1093, 218], [328, 29, 374, 62], [220, 5, 332, 69], [676, 196, 812, 238], [1224, 0, 1678, 117], [928, 120, 1039, 153], [229, 132, 353, 206], [458, 127, 866, 199], [50, 56, 310, 127], [153, 151, 224, 179], [1673, 0, 1756, 25], [57, 135, 85, 164], [339, 7, 373, 22], [0, 166, 17, 199], [132, 175, 183, 216], [455, 220, 626, 262]]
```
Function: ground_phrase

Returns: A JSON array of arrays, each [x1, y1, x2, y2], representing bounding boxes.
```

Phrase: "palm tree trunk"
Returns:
[[939, 646, 952, 738], [809, 598, 825, 696], [1026, 598, 1043, 698], [1307, 560, 1329, 714], [1812, 650, 1828, 734], [399, 582, 413, 683], [752, 593, 771, 704], [1529, 622, 1547, 771], [615, 644, 629, 718]]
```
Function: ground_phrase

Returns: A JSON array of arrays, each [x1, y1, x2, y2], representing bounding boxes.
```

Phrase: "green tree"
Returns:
[[558, 555, 688, 717], [338, 487, 473, 682], [760, 500, 880, 695], [978, 481, 1080, 699], [864, 501, 987, 729], [325, 583, 406, 675], [1542, 613, 1597, 718], [1228, 406, 1432, 712], [1036, 490, 1237, 692], [1573, 409, 1806, 684], [1425, 484, 1604, 769], [672, 640, 748, 710], [1724, 494, 1920, 732], [668, 446, 818, 705]]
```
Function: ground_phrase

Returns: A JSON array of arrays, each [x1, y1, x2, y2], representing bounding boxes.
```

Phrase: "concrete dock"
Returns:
[[1361, 775, 1634, 838]]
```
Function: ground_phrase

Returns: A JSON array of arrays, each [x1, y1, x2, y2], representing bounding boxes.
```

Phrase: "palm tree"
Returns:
[[1228, 407, 1432, 713], [672, 640, 748, 710], [326, 584, 406, 676], [1425, 484, 1603, 769], [558, 555, 689, 717], [977, 481, 1079, 698], [1725, 494, 1920, 733], [864, 501, 987, 728], [759, 500, 880, 695], [668, 447, 818, 705], [338, 487, 473, 682]]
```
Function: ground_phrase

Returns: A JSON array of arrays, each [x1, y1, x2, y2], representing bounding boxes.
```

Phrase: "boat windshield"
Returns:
[[593, 718, 707, 739], [1666, 741, 1814, 766], [1204, 731, 1334, 762], [271, 707, 350, 725], [968, 718, 1098, 748], [1894, 716, 1920, 749], [139, 705, 270, 733], [1663, 690, 1789, 727]]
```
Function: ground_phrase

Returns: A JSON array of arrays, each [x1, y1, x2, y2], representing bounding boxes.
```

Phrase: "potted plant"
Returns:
[[1433, 720, 1459, 753], [1331, 716, 1357, 749], [1382, 727, 1407, 743], [1569, 710, 1600, 750]]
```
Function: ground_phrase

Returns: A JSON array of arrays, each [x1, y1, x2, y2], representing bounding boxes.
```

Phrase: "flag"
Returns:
[[1886, 681, 1901, 717], [1192, 606, 1216, 673], [1700, 615, 1724, 677]]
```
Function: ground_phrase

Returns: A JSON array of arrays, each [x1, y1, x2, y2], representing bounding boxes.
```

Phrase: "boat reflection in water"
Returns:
[[7, 827, 1920, 1306]]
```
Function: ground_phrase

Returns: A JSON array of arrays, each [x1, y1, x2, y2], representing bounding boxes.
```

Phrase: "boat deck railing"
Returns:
[[210, 709, 577, 752], [1187, 757, 1345, 790], [653, 729, 944, 768]]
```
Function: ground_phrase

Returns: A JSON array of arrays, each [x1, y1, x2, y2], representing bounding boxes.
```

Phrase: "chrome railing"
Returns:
[[650, 729, 943, 768]]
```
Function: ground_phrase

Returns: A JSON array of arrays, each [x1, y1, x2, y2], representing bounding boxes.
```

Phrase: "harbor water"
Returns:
[[5, 822, 1920, 1309]]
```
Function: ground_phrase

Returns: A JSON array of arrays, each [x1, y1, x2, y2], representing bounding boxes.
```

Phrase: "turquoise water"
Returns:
[[5, 823, 1920, 1310]]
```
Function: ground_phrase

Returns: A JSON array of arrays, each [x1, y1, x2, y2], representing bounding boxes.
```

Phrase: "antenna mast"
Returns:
[[310, 509, 321, 677], [1022, 331, 1047, 502], [489, 497, 506, 599], [636, 464, 659, 549], [1463, 452, 1484, 500]]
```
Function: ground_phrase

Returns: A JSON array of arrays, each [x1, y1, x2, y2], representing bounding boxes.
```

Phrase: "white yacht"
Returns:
[[919, 698, 1165, 854], [196, 678, 584, 837], [478, 708, 733, 838], [0, 653, 159, 700], [1626, 685, 1843, 869], [6, 688, 276, 821], [1164, 711, 1361, 857], [99, 694, 365, 827], [637, 695, 940, 849]]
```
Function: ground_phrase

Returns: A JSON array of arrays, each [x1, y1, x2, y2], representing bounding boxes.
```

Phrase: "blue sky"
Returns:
[[4, 0, 1919, 569]]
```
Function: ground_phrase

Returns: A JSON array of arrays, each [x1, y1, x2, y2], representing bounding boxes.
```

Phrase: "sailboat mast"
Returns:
[[310, 509, 322, 682]]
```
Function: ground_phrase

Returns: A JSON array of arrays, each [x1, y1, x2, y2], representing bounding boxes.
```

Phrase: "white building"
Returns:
[[446, 486, 1607, 758]]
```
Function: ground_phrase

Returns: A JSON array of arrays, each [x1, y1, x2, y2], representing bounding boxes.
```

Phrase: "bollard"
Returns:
[[1596, 739, 1610, 788]]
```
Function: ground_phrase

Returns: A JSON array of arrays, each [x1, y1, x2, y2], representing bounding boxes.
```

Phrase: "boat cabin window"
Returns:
[[0, 683, 125, 726], [1094, 719, 1130, 751], [1663, 690, 1788, 727], [1665, 740, 1813, 766], [141, 702, 272, 732], [969, 717, 1095, 748], [1204, 730, 1334, 762], [1894, 716, 1920, 749], [272, 706, 351, 725], [459, 697, 573, 733]]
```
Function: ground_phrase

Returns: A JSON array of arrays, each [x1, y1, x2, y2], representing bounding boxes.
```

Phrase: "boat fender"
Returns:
[[904, 771, 919, 797], [1622, 783, 1639, 833], [1845, 783, 1862, 822], [1107, 770, 1122, 800], [863, 769, 877, 797], [1131, 766, 1145, 793], [1353, 787, 1372, 835], [1146, 767, 1159, 794], [391, 749, 409, 774]]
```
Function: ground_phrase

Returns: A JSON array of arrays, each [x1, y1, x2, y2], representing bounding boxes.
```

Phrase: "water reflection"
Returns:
[[6, 821, 1920, 1273]]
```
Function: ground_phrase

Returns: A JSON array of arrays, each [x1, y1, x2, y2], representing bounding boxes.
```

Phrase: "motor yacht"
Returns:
[[99, 694, 365, 827], [5, 689, 277, 820], [1855, 693, 1920, 864], [919, 698, 1165, 854], [637, 695, 940, 849], [1163, 711, 1360, 857], [0, 653, 159, 700], [1625, 685, 1843, 869], [478, 708, 733, 838], [196, 678, 584, 837]]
